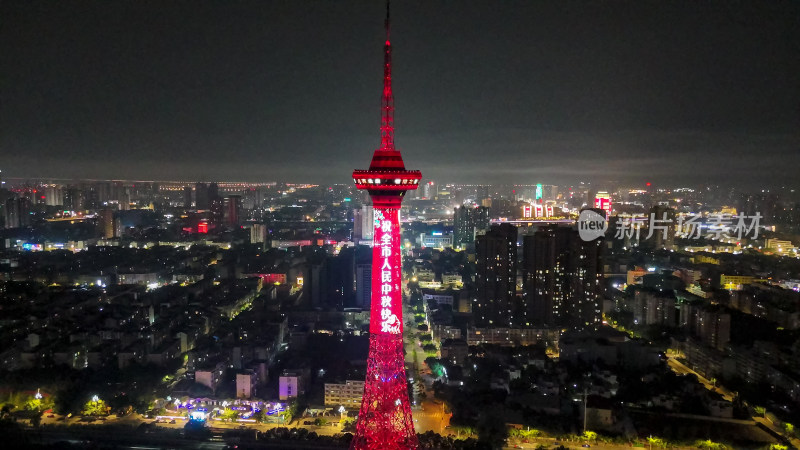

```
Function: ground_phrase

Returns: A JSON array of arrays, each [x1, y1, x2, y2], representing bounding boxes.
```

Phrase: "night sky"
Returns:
[[2, 1, 798, 187]]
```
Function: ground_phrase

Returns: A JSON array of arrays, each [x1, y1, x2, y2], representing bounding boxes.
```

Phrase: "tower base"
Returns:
[[351, 333, 417, 450]]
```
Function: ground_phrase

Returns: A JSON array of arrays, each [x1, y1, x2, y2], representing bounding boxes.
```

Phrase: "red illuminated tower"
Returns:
[[350, 2, 420, 449]]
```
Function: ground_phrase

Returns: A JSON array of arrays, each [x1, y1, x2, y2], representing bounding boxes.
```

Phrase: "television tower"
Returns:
[[350, 1, 421, 449]]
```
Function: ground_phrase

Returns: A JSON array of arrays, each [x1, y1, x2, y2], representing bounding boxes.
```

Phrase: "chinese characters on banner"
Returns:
[[372, 209, 402, 335]]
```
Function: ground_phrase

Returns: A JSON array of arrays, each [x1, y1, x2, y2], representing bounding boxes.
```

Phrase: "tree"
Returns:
[[476, 408, 507, 448], [695, 439, 725, 449], [253, 409, 266, 423], [314, 417, 327, 426], [1, 404, 14, 421], [424, 357, 446, 377], [24, 397, 42, 412], [221, 408, 240, 422], [287, 398, 305, 420], [417, 324, 429, 332], [82, 397, 107, 416], [583, 430, 597, 441], [754, 406, 766, 418], [341, 416, 356, 433]]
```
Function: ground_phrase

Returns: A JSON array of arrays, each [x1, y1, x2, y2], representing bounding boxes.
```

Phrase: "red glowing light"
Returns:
[[646, 182, 651, 187], [594, 195, 612, 214], [350, 2, 417, 448], [369, 209, 403, 335], [197, 222, 209, 234], [252, 273, 286, 285]]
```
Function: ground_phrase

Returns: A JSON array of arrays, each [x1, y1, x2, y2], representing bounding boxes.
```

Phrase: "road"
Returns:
[[666, 356, 734, 401], [667, 357, 799, 447], [402, 292, 452, 435], [753, 416, 800, 449], [26, 428, 228, 449]]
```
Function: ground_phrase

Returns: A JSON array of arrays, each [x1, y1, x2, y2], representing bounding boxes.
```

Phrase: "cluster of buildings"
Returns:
[[0, 173, 798, 443]]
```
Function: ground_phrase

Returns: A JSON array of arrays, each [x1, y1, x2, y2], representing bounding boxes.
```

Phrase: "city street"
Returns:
[[666, 357, 734, 401]]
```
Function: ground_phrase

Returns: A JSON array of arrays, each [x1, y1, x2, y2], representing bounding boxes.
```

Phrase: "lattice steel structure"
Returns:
[[350, 2, 420, 449]]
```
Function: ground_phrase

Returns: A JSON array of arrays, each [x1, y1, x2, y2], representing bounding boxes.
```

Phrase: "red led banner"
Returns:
[[370, 207, 403, 335]]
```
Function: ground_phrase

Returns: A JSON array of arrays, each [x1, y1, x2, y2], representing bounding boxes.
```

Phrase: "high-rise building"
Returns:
[[423, 181, 435, 199], [453, 205, 490, 249], [522, 226, 569, 327], [697, 308, 731, 351], [476, 186, 489, 205], [224, 195, 242, 226], [63, 187, 85, 211], [250, 223, 268, 247], [327, 247, 356, 309], [195, 183, 210, 210], [208, 182, 219, 203], [4, 196, 31, 229], [738, 192, 778, 224], [645, 204, 676, 250], [474, 224, 518, 327], [355, 246, 372, 310], [567, 230, 604, 328], [44, 185, 63, 206], [542, 184, 558, 202], [118, 190, 131, 211], [356, 263, 372, 310], [349, 3, 419, 447], [632, 287, 677, 326], [353, 205, 374, 242], [98, 208, 116, 239], [183, 186, 193, 209], [522, 225, 603, 328]]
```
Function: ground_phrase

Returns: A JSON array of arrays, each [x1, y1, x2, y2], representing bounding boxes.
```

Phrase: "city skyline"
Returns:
[[2, 1, 798, 187], [3, 2, 800, 449]]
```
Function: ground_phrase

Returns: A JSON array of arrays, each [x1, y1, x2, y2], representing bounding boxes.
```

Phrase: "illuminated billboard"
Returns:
[[370, 209, 403, 335]]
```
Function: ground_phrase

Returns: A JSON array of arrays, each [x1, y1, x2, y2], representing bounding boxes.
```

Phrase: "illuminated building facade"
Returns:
[[453, 205, 490, 248], [522, 203, 555, 219], [594, 191, 612, 214], [350, 3, 419, 449], [325, 380, 366, 407], [522, 225, 603, 328], [474, 223, 518, 327]]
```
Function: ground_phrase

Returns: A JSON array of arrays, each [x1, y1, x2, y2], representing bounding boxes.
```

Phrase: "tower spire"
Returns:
[[379, 0, 394, 153], [385, 0, 390, 40]]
